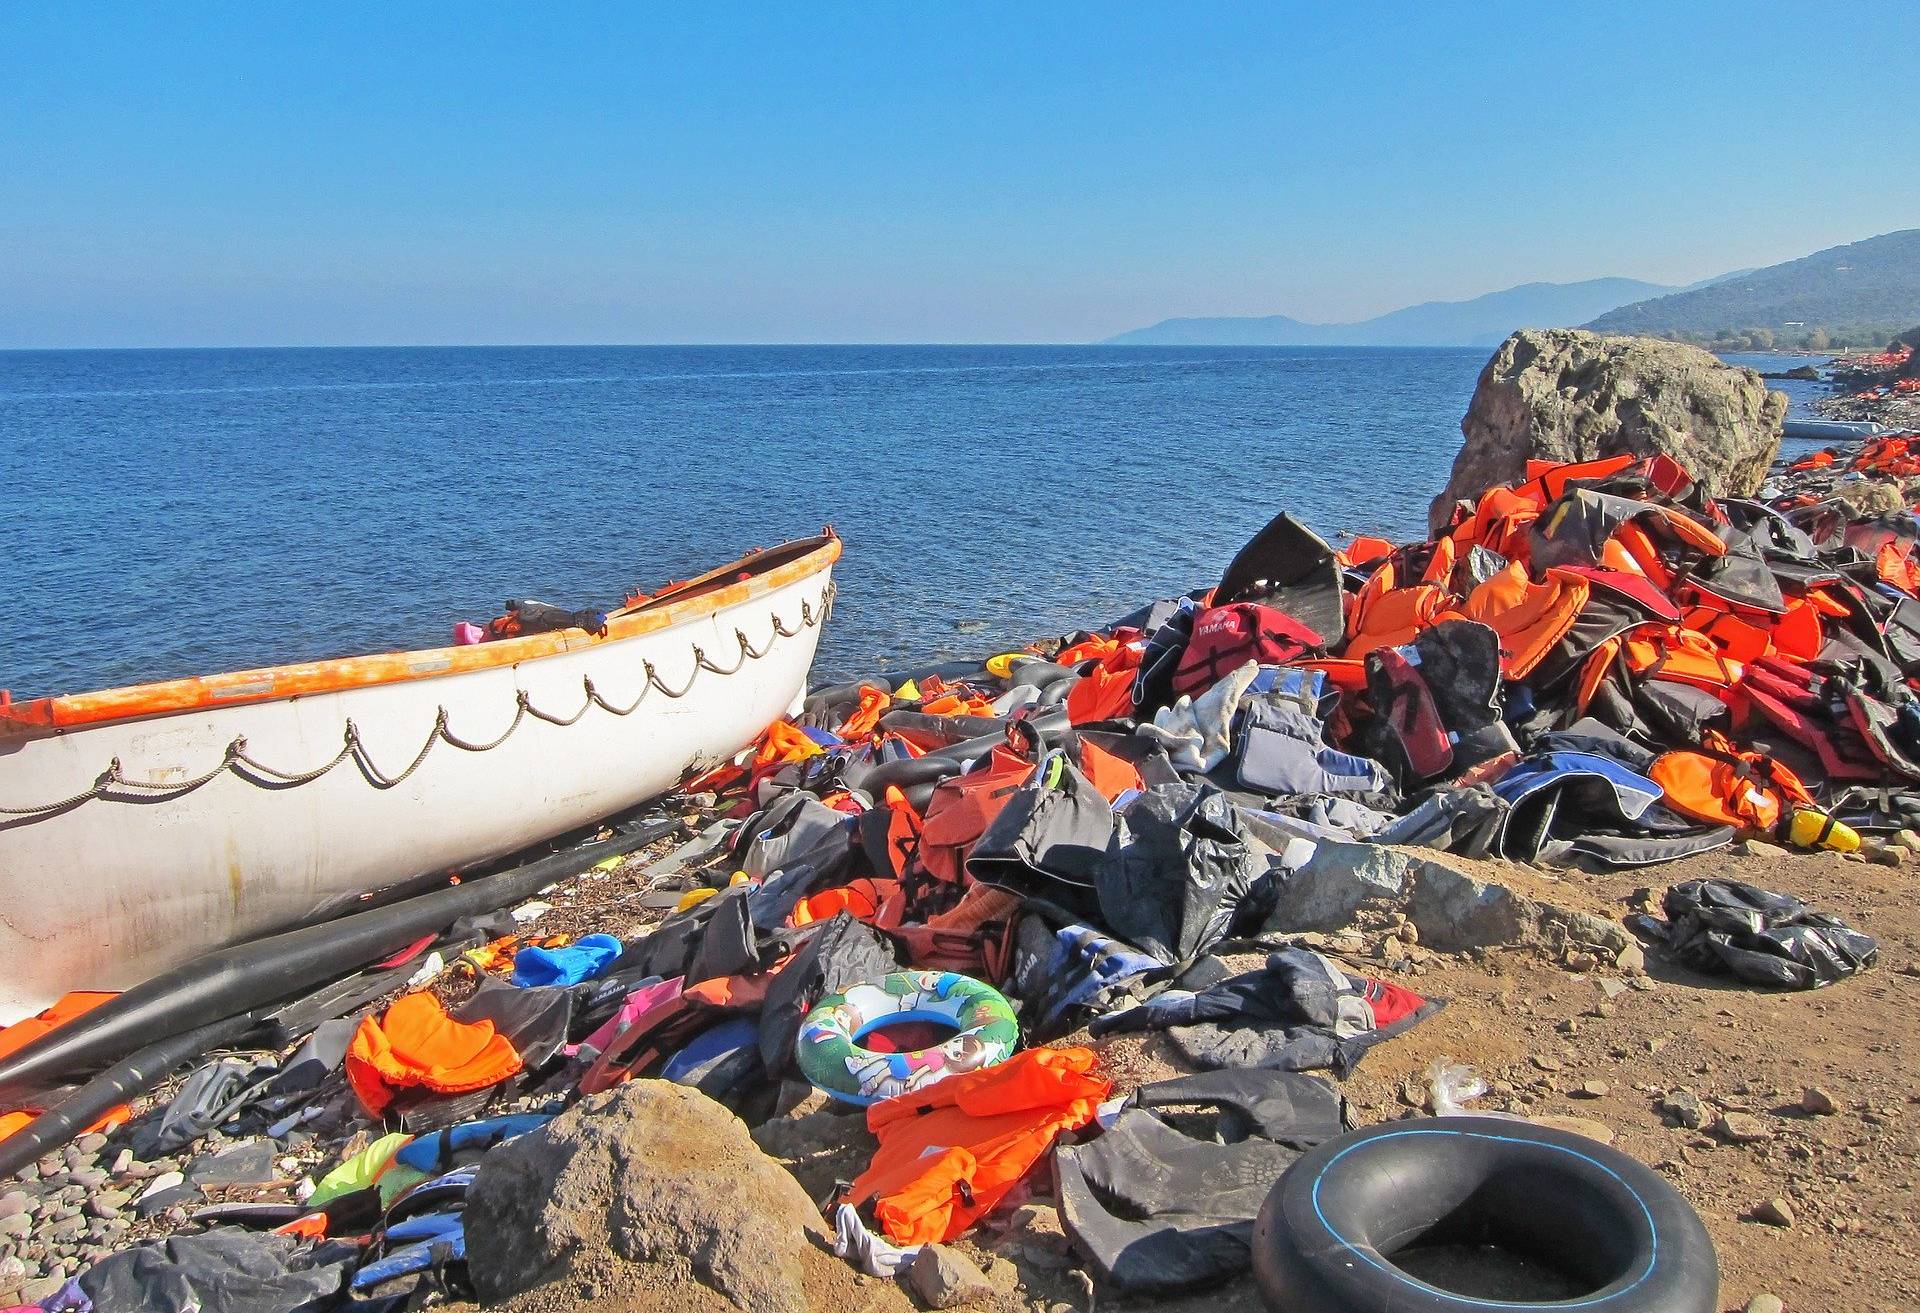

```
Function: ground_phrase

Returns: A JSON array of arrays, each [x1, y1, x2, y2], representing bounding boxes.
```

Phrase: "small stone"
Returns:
[[41, 1216, 83, 1243], [1659, 1089, 1708, 1129], [1400, 1078, 1430, 1111], [20, 1277, 65, 1305], [84, 1191, 130, 1220], [1572, 1081, 1609, 1099], [0, 1216, 27, 1241], [0, 1196, 27, 1225], [63, 1169, 106, 1191], [1398, 922, 1418, 946], [74, 1135, 107, 1156], [109, 1149, 133, 1175], [1801, 1086, 1838, 1116], [1556, 1018, 1580, 1035], [1531, 1055, 1564, 1073], [905, 1244, 993, 1309], [1751, 1197, 1795, 1228], [1614, 941, 1647, 975], [1004, 1203, 1055, 1235], [0, 1254, 23, 1285], [1717, 1112, 1773, 1144], [1646, 1036, 1668, 1054], [1588, 1001, 1615, 1019], [1744, 1295, 1785, 1313], [1564, 951, 1598, 972], [1599, 978, 1629, 999], [1529, 1114, 1614, 1145], [1016, 1240, 1072, 1271]]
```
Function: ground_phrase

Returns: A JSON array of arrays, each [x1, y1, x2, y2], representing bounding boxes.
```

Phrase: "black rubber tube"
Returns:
[[1252, 1117, 1718, 1312], [0, 820, 677, 1102], [877, 711, 1011, 747], [803, 680, 887, 715], [0, 1012, 259, 1181], [853, 753, 968, 795], [885, 661, 990, 691], [1005, 660, 1078, 691]]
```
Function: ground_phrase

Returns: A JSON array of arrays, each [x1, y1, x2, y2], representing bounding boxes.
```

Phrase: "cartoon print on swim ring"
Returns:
[[795, 970, 1019, 1105]]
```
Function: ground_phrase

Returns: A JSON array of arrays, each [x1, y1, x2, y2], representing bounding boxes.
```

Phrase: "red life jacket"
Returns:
[[1171, 603, 1319, 698]]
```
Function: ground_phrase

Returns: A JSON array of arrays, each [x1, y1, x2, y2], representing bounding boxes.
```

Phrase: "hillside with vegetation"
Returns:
[[1585, 229, 1920, 350]]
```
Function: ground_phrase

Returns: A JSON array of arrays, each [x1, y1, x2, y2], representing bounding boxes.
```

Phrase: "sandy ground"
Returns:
[[120, 822, 1913, 1313], [741, 841, 1920, 1313]]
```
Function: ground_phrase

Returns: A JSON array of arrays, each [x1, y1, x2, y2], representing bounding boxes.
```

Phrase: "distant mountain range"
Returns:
[[1103, 227, 1920, 351], [1105, 277, 1682, 347], [1584, 229, 1920, 348]]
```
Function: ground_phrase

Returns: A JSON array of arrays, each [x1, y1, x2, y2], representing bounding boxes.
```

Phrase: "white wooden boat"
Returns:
[[0, 533, 840, 1022]]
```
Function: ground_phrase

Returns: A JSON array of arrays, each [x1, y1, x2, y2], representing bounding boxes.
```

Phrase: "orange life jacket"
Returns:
[[1459, 564, 1589, 678], [835, 685, 893, 739], [916, 748, 1035, 885], [1344, 583, 1450, 657], [1622, 626, 1744, 694], [789, 877, 900, 927], [1065, 644, 1143, 725], [1650, 732, 1815, 833], [0, 993, 131, 1144], [1337, 535, 1394, 568], [850, 1046, 1109, 1245], [345, 991, 524, 1116]]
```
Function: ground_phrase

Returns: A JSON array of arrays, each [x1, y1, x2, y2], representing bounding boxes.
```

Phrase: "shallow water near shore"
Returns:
[[0, 344, 1819, 698]]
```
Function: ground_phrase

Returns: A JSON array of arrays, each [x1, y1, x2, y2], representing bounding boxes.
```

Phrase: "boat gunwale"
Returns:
[[2, 532, 841, 738]]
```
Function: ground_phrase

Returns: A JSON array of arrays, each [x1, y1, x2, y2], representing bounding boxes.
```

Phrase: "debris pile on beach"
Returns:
[[7, 340, 1920, 1312], [1817, 334, 1920, 430]]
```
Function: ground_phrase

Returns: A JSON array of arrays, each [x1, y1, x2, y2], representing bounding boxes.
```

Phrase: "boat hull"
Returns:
[[0, 541, 836, 1022]]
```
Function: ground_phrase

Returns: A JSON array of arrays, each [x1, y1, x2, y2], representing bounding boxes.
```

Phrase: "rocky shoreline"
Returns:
[[5, 328, 1919, 1313], [1814, 333, 1920, 431]]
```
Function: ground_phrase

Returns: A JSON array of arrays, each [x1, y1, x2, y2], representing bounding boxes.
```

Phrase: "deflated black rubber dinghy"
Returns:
[[1252, 1116, 1718, 1312]]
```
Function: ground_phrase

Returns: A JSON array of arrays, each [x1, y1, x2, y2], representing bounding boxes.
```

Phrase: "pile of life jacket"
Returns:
[[37, 447, 1915, 1307]]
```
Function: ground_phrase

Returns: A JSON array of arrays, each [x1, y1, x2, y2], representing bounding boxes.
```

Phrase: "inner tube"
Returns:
[[878, 710, 1011, 748], [794, 971, 1019, 1106], [1005, 660, 1079, 691], [1252, 1116, 1718, 1312]]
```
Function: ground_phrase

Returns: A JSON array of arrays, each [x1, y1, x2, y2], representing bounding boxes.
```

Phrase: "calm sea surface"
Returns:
[[0, 345, 1823, 698]]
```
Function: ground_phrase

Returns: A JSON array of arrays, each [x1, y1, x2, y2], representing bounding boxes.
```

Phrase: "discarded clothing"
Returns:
[[78, 1229, 349, 1313], [509, 933, 622, 987], [831, 1203, 922, 1279], [1090, 948, 1437, 1075], [1056, 1070, 1346, 1293], [1095, 785, 1273, 965], [1646, 879, 1878, 989]]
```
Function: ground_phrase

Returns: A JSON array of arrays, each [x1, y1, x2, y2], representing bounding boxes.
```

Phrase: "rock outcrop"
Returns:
[[464, 1081, 879, 1313], [1430, 329, 1787, 533]]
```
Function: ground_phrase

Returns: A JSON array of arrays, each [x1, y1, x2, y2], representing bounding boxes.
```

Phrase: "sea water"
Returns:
[[0, 345, 1819, 697]]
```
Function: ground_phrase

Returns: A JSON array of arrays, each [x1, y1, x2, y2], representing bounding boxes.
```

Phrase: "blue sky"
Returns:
[[3, 3, 1916, 347]]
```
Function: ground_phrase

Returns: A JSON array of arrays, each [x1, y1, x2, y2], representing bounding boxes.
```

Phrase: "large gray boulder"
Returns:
[[464, 1081, 883, 1313], [1429, 329, 1787, 533], [1264, 841, 1412, 933]]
